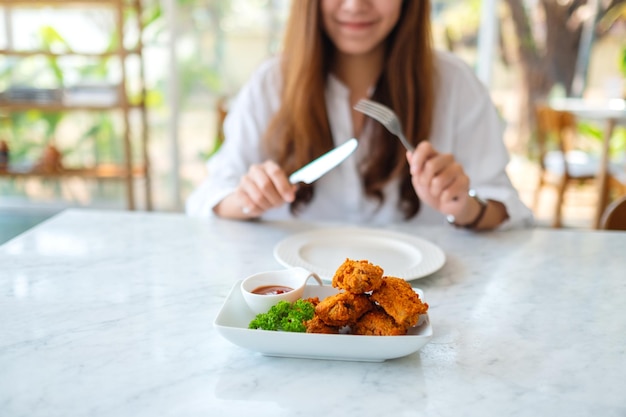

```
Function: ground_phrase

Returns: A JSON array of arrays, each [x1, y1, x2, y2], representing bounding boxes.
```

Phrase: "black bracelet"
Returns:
[[446, 190, 488, 229]]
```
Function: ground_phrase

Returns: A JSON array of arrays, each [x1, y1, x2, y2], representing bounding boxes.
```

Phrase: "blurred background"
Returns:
[[1, 0, 625, 242]]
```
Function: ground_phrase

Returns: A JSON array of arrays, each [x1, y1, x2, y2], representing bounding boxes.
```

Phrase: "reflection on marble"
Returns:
[[1, 209, 625, 416]]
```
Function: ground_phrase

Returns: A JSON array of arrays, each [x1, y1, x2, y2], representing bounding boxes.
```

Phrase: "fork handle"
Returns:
[[398, 133, 415, 152]]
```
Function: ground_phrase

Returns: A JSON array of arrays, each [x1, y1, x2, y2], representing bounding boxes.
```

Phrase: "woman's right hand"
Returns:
[[214, 160, 297, 219]]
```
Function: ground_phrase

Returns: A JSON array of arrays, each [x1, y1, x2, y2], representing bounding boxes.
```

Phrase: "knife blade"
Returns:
[[288, 138, 358, 185]]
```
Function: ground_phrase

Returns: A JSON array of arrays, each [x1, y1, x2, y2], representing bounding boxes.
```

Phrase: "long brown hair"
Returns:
[[263, 0, 435, 219]]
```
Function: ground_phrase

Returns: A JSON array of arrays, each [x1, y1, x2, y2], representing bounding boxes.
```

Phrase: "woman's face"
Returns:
[[321, 0, 402, 57]]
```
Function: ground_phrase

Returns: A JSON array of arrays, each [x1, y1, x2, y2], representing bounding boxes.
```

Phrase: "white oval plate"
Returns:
[[273, 227, 445, 281]]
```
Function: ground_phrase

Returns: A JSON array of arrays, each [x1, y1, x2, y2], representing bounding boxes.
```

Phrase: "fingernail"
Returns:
[[242, 206, 251, 214]]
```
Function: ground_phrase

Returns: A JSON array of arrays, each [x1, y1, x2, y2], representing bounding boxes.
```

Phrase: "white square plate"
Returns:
[[213, 281, 433, 362]]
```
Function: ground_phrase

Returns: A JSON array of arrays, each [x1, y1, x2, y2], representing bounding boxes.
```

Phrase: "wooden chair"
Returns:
[[534, 105, 601, 228], [600, 195, 626, 230], [205, 96, 229, 158], [215, 95, 229, 146], [609, 157, 626, 197]]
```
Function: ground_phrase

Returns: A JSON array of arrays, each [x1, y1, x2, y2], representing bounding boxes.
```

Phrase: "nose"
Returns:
[[340, 0, 370, 11]]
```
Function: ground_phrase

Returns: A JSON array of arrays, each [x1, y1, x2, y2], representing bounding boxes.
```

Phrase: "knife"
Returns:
[[288, 138, 358, 184]]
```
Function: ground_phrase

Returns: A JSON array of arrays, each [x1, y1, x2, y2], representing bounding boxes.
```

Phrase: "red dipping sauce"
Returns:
[[252, 285, 294, 295]]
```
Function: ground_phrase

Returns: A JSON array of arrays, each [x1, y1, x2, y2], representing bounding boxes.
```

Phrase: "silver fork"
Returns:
[[354, 99, 414, 152], [354, 99, 459, 201]]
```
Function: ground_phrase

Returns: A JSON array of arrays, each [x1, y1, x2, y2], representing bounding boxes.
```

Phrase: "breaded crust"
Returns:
[[315, 292, 374, 327], [352, 308, 408, 336], [305, 316, 340, 334], [370, 277, 429, 328], [332, 259, 384, 294], [305, 297, 320, 306]]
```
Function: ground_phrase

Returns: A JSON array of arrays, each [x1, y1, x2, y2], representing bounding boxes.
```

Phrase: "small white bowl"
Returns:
[[241, 267, 323, 314]]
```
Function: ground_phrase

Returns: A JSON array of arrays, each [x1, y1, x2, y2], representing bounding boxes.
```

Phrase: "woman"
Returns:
[[186, 0, 533, 230]]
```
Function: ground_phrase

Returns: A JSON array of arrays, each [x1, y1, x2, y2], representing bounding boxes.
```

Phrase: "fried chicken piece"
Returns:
[[370, 277, 429, 328], [332, 259, 384, 294], [305, 297, 320, 306], [351, 308, 408, 336], [305, 316, 340, 334], [315, 292, 374, 327]]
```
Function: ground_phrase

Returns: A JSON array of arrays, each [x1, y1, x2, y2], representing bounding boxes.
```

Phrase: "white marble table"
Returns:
[[1, 209, 625, 416]]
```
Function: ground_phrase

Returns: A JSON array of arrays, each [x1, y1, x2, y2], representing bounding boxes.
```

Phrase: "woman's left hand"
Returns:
[[406, 141, 475, 222]]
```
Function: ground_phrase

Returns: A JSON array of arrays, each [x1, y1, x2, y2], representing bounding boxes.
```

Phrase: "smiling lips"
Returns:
[[337, 20, 377, 31]]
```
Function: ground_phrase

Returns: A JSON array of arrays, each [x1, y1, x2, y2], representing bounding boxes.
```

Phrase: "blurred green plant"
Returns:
[[578, 122, 626, 160], [0, 26, 69, 164], [0, 3, 167, 167], [1, 0, 280, 186], [437, 0, 482, 53], [579, 37, 626, 157]]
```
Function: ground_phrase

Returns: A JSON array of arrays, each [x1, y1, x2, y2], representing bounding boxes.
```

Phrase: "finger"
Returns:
[[236, 188, 262, 216], [240, 174, 274, 211], [429, 168, 457, 199], [410, 141, 436, 178], [429, 159, 464, 196], [263, 161, 296, 203], [419, 153, 453, 189], [441, 174, 469, 205], [248, 163, 286, 208], [405, 150, 413, 164], [406, 150, 416, 173]]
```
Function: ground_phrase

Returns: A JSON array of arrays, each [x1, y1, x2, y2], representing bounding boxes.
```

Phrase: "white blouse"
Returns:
[[186, 51, 534, 229]]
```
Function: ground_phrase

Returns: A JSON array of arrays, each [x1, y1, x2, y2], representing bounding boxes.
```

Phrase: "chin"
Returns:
[[334, 41, 382, 57]]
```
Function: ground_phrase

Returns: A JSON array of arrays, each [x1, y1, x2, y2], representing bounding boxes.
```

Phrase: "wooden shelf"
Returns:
[[0, 164, 146, 179], [0, 0, 122, 8], [0, 102, 143, 111], [0, 0, 152, 210], [0, 48, 142, 58]]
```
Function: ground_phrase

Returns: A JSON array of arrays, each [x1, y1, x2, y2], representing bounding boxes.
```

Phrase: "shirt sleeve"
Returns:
[[432, 52, 534, 229], [185, 58, 282, 218]]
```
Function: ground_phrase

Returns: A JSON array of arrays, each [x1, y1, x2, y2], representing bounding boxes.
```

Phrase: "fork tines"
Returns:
[[353, 99, 414, 151], [355, 99, 396, 124], [355, 100, 390, 118]]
